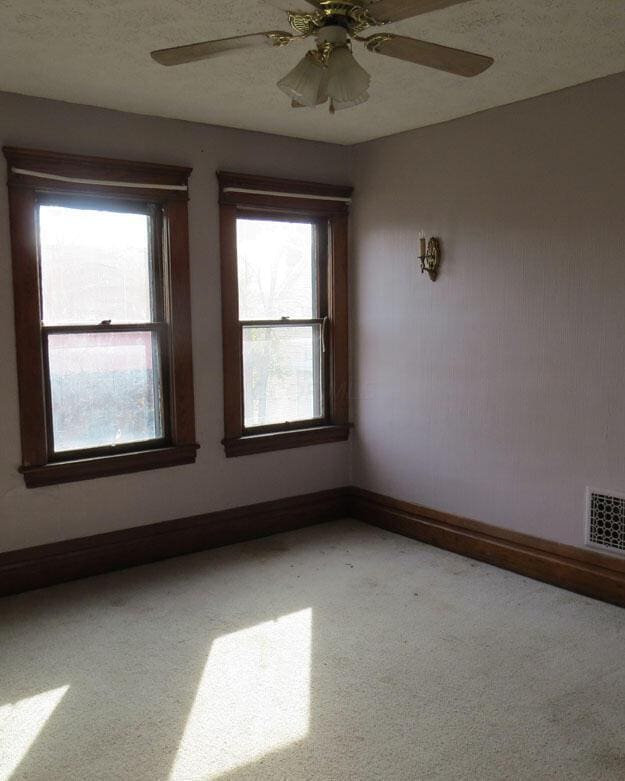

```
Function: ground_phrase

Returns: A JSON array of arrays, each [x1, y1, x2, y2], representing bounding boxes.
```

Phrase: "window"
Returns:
[[238, 216, 324, 429], [218, 171, 351, 456], [4, 147, 198, 486]]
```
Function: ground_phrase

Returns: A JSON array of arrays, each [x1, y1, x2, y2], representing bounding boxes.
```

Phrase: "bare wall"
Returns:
[[3, 72, 624, 554], [0, 92, 353, 552], [351, 72, 625, 548]]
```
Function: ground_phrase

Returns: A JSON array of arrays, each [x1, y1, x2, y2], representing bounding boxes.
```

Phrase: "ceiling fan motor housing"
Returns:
[[289, 1, 382, 38], [316, 25, 349, 45]]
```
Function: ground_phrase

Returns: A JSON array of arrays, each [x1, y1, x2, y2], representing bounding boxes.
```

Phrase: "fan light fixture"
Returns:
[[277, 25, 370, 113]]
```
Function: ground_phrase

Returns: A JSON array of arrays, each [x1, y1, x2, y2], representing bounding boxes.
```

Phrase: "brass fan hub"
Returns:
[[288, 1, 383, 38]]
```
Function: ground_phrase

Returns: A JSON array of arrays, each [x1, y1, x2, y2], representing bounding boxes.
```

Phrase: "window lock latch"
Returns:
[[100, 319, 112, 326]]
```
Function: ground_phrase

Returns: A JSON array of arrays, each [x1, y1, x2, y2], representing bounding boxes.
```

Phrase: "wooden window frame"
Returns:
[[218, 171, 352, 457], [4, 147, 199, 487]]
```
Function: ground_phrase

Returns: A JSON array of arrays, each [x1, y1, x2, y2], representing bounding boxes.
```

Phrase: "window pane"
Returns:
[[242, 326, 322, 428], [39, 205, 153, 325], [47, 331, 163, 452], [236, 219, 316, 320]]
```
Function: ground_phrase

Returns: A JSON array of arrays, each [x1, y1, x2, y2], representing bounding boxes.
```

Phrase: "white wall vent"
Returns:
[[586, 489, 625, 553]]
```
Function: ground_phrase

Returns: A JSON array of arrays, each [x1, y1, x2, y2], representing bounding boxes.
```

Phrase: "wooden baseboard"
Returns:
[[0, 488, 349, 597], [5, 484, 625, 607], [349, 487, 625, 608]]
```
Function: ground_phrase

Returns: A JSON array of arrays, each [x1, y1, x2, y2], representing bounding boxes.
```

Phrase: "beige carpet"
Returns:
[[2, 519, 625, 781]]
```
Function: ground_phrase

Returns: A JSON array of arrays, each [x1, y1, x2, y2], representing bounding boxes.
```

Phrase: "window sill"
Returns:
[[20, 443, 199, 488], [223, 425, 350, 458]]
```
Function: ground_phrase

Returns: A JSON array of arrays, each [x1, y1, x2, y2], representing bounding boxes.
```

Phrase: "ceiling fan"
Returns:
[[151, 0, 494, 113]]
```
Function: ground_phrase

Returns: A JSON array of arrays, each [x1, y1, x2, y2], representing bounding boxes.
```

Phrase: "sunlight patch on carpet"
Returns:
[[169, 608, 312, 781], [0, 685, 69, 781]]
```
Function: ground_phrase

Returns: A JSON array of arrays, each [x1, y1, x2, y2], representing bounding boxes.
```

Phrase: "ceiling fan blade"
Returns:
[[151, 31, 295, 66], [366, 0, 472, 23], [363, 34, 493, 76]]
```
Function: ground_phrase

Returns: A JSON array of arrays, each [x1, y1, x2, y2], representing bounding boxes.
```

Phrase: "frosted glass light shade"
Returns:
[[278, 53, 326, 107], [330, 91, 370, 112], [316, 69, 329, 105], [326, 46, 370, 103]]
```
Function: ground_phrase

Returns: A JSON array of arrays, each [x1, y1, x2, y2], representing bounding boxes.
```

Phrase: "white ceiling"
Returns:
[[0, 0, 624, 145]]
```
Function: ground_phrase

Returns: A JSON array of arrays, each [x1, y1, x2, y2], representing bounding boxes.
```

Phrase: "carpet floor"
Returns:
[[2, 519, 625, 780]]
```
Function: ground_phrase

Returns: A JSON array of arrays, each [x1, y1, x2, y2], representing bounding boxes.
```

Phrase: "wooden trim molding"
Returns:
[[20, 444, 199, 488], [4, 146, 191, 202], [3, 146, 198, 486], [218, 170, 352, 214], [3, 485, 625, 607], [349, 487, 625, 608], [223, 425, 350, 457], [0, 488, 350, 596]]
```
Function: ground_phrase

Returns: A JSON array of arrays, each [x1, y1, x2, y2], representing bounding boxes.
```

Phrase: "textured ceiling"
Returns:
[[0, 0, 624, 144]]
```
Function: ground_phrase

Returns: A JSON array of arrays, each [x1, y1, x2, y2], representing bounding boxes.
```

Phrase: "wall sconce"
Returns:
[[418, 231, 441, 281]]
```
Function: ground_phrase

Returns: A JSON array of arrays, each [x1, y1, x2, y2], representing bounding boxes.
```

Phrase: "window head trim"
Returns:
[[4, 146, 198, 486], [218, 171, 352, 215], [217, 171, 352, 457], [6, 147, 191, 200]]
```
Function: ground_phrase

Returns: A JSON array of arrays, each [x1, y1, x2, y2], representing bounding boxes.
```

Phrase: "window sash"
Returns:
[[36, 195, 165, 327], [240, 320, 326, 434], [235, 212, 323, 322], [239, 319, 324, 326], [41, 323, 170, 460]]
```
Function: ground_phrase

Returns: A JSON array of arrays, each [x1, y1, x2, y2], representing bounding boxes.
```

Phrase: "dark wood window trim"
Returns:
[[218, 171, 352, 457], [4, 147, 199, 487]]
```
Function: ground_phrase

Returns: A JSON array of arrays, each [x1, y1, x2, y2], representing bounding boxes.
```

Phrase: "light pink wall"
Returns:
[[3, 73, 624, 553], [0, 92, 353, 552], [351, 72, 625, 548]]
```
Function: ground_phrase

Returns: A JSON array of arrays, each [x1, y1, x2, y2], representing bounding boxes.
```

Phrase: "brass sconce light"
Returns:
[[418, 231, 441, 281]]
